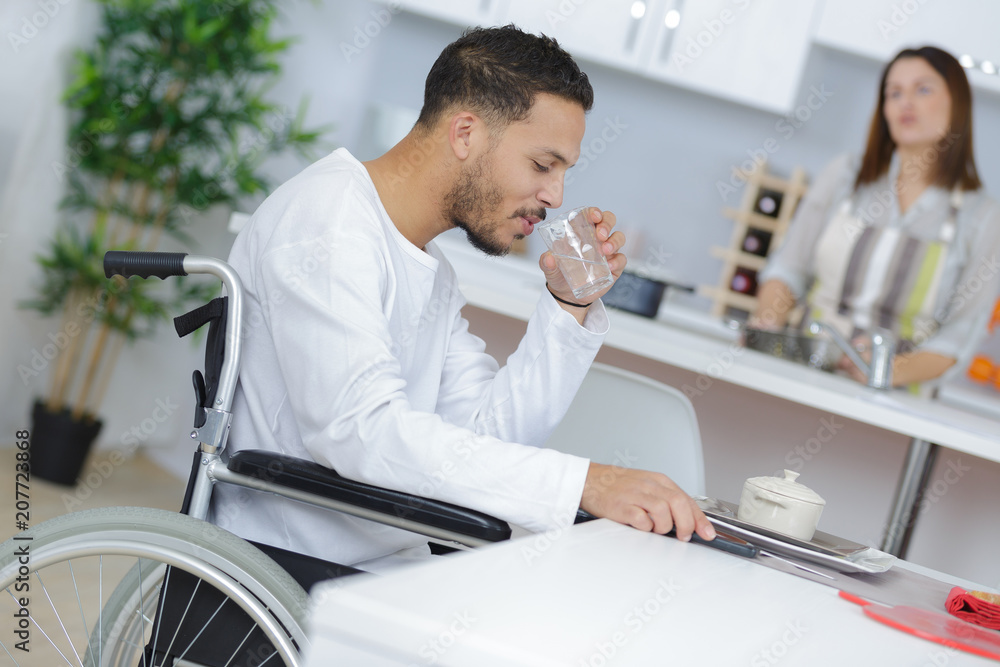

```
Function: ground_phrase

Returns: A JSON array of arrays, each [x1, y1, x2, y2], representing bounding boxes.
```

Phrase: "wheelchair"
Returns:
[[0, 251, 517, 667]]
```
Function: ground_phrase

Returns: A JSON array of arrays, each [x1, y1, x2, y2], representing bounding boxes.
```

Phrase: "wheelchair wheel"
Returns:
[[0, 506, 310, 667]]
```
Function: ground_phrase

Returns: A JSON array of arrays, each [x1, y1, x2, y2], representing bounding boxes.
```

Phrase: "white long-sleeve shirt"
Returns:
[[209, 148, 608, 569]]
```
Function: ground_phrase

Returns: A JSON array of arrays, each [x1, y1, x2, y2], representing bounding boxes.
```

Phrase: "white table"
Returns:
[[435, 234, 1000, 555], [303, 520, 999, 666]]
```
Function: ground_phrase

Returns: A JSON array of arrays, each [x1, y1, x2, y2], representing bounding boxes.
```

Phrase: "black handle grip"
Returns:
[[689, 531, 759, 559], [104, 251, 188, 280]]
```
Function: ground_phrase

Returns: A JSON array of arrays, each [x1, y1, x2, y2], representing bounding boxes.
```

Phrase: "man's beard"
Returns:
[[444, 153, 518, 257]]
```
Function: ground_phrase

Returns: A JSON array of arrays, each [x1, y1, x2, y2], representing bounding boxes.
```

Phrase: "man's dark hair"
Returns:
[[416, 24, 594, 130]]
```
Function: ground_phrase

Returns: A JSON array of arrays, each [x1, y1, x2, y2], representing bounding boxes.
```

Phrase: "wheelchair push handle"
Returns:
[[102, 249, 246, 455], [104, 250, 188, 280]]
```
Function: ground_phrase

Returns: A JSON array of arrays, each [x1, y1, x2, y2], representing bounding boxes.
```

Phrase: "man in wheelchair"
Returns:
[[0, 23, 723, 667], [208, 24, 716, 574]]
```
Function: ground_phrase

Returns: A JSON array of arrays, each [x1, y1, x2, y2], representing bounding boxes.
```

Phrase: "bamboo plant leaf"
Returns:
[[23, 0, 328, 416]]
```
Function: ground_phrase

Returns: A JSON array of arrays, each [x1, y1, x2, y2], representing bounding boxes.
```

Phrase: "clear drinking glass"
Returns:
[[536, 206, 614, 300]]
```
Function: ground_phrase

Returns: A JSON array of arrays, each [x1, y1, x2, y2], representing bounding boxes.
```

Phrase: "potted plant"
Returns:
[[21, 0, 323, 485]]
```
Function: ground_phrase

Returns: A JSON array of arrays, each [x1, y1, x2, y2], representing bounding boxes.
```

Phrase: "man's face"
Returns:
[[445, 94, 586, 256]]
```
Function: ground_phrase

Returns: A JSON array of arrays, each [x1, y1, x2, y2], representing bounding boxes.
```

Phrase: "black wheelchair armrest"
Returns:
[[227, 450, 512, 544]]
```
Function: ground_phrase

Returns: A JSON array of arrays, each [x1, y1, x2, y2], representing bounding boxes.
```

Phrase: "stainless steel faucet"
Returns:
[[808, 321, 895, 389]]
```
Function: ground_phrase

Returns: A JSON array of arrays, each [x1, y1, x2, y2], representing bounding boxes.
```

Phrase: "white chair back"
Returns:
[[545, 362, 706, 496]]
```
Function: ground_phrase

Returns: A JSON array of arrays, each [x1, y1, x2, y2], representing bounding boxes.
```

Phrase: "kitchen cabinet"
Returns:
[[394, 0, 509, 27], [643, 0, 821, 114], [396, 0, 823, 115], [505, 0, 660, 72], [814, 0, 1000, 96]]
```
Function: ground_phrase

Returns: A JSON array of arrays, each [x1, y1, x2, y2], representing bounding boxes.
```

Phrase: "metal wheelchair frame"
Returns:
[[0, 251, 512, 667]]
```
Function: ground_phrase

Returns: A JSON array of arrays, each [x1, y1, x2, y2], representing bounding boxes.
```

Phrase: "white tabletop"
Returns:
[[303, 520, 998, 666], [436, 234, 1000, 465]]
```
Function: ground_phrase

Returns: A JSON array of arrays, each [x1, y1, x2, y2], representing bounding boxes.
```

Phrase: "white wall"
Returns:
[[0, 1, 382, 468], [2, 1, 998, 584]]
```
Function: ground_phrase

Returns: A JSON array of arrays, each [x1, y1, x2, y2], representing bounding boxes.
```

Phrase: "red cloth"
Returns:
[[946, 587, 1000, 631]]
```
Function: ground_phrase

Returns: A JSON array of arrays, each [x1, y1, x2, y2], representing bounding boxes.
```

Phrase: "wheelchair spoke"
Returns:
[[146, 564, 172, 667], [257, 649, 281, 666], [6, 586, 79, 666], [137, 558, 149, 667], [172, 592, 233, 664], [0, 636, 23, 667], [222, 625, 258, 667], [0, 586, 24, 667], [107, 578, 159, 662], [98, 556, 103, 667], [37, 570, 86, 667], [159, 575, 201, 665], [68, 561, 97, 667]]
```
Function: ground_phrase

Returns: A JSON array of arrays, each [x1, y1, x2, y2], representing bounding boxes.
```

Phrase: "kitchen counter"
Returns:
[[436, 233, 1000, 465], [437, 233, 1000, 560]]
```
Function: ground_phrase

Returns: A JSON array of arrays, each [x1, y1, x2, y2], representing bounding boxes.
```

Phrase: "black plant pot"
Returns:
[[30, 400, 103, 486]]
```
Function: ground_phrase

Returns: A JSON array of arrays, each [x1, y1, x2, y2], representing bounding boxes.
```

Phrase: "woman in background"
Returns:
[[751, 46, 1000, 388]]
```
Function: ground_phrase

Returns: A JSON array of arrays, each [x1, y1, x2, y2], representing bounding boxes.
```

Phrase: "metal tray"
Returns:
[[695, 497, 868, 557], [695, 497, 896, 574]]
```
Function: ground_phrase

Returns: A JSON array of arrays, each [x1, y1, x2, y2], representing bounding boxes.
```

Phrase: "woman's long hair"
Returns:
[[855, 46, 981, 191]]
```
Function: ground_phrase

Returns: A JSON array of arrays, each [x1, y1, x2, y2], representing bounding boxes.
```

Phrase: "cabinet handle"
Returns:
[[658, 0, 685, 64], [624, 0, 646, 53]]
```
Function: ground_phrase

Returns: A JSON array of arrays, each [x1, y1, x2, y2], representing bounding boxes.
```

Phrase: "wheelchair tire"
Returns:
[[0, 506, 310, 667]]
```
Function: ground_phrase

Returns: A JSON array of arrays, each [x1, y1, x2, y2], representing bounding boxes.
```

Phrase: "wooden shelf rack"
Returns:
[[699, 162, 808, 320]]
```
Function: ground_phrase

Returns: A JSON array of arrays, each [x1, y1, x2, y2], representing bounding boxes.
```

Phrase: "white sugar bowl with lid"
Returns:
[[737, 469, 826, 541]]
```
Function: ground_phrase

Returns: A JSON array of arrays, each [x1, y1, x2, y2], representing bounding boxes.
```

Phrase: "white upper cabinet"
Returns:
[[643, 0, 820, 115], [504, 0, 660, 72], [395, 0, 826, 115], [814, 0, 1000, 97], [394, 0, 510, 27]]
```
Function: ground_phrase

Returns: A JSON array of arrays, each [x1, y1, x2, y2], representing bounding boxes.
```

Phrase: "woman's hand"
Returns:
[[747, 279, 796, 331], [836, 338, 956, 386]]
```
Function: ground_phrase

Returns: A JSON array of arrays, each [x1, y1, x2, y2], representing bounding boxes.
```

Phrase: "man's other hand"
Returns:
[[579, 462, 716, 542]]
